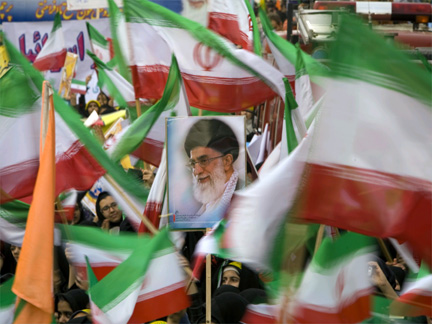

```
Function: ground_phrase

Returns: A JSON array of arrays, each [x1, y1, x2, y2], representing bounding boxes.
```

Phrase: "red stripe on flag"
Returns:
[[132, 138, 164, 167], [293, 292, 371, 324], [131, 67, 276, 112], [241, 309, 277, 323], [208, 12, 251, 51], [391, 291, 432, 317], [33, 49, 67, 71], [129, 285, 190, 323], [293, 163, 432, 267], [3, 142, 105, 204]]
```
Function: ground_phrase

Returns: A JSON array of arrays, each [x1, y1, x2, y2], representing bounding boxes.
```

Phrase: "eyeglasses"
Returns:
[[186, 155, 225, 170], [101, 202, 118, 212]]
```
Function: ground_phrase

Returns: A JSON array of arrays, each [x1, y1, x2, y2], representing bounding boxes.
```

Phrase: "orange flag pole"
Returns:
[[12, 81, 56, 323]]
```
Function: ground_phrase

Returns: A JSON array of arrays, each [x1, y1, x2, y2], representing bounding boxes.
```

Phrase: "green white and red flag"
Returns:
[[124, 0, 288, 112], [390, 262, 432, 318], [61, 226, 189, 323], [70, 79, 87, 95], [290, 232, 375, 323], [241, 304, 279, 324], [1, 35, 148, 207], [86, 22, 113, 65], [0, 277, 15, 324], [0, 200, 28, 246], [33, 13, 67, 71], [290, 16, 432, 267]]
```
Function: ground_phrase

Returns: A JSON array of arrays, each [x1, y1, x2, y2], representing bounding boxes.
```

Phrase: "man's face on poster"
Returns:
[[189, 146, 229, 205]]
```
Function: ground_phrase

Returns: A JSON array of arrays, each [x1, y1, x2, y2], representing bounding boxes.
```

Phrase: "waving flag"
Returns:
[[390, 262, 432, 317], [290, 16, 432, 267], [61, 226, 189, 323], [12, 81, 56, 324], [0, 200, 28, 246], [290, 232, 375, 323], [2, 35, 148, 207], [86, 22, 113, 65], [33, 13, 66, 71], [124, 0, 288, 112]]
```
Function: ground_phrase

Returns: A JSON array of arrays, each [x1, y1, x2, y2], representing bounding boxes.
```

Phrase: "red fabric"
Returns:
[[33, 49, 67, 71], [293, 163, 432, 267]]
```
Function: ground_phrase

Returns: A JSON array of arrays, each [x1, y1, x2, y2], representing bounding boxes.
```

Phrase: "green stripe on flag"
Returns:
[[86, 22, 109, 48], [283, 78, 298, 153], [89, 228, 172, 310], [0, 200, 29, 228], [244, 0, 262, 56], [0, 276, 15, 309], [110, 55, 182, 163], [330, 15, 431, 106], [313, 232, 375, 270], [52, 12, 62, 33], [258, 7, 327, 79]]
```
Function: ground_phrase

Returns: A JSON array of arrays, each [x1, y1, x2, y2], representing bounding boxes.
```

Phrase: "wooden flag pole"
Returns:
[[377, 238, 393, 263], [136, 99, 142, 117], [104, 174, 158, 234], [313, 224, 326, 255], [205, 229, 211, 323]]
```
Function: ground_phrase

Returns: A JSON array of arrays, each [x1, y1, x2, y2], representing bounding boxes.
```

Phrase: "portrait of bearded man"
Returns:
[[167, 117, 245, 229]]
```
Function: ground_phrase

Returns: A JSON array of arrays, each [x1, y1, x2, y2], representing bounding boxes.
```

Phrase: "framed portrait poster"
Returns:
[[167, 116, 246, 230]]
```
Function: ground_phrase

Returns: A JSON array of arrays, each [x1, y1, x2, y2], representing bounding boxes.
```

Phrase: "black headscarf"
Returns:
[[95, 191, 121, 228], [55, 289, 89, 313]]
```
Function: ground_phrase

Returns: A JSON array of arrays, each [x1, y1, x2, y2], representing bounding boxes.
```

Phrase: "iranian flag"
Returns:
[[87, 51, 135, 108], [0, 277, 15, 324], [32, 13, 67, 71], [207, 0, 254, 51], [86, 22, 113, 65], [70, 79, 87, 95], [390, 262, 432, 317], [108, 55, 191, 167], [290, 232, 375, 323], [290, 16, 432, 267], [61, 226, 189, 323], [2, 35, 149, 207], [124, 0, 288, 112], [241, 304, 279, 324]]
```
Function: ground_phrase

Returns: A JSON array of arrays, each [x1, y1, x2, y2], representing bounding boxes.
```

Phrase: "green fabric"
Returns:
[[244, 0, 262, 56], [107, 0, 132, 83], [313, 232, 375, 270], [0, 276, 15, 308], [58, 224, 149, 251], [86, 22, 109, 48], [258, 7, 327, 79], [89, 228, 172, 310], [4, 35, 149, 204], [52, 12, 62, 33], [0, 200, 29, 228], [190, 107, 230, 117], [330, 15, 431, 106], [110, 55, 182, 163], [0, 66, 40, 118], [283, 78, 298, 153]]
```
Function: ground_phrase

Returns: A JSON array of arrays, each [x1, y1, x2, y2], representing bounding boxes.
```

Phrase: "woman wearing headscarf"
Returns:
[[55, 289, 89, 324]]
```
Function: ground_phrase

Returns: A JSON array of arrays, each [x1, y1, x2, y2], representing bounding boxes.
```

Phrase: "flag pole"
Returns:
[[104, 173, 158, 234], [205, 229, 211, 323], [136, 99, 142, 117]]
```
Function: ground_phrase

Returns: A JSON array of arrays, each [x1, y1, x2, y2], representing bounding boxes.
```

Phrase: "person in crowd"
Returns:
[[84, 100, 100, 117], [95, 191, 135, 233], [184, 119, 240, 218], [215, 261, 263, 293], [97, 91, 116, 115], [55, 289, 89, 324]]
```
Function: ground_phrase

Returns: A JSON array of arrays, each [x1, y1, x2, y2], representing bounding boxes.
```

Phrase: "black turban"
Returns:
[[184, 119, 239, 162]]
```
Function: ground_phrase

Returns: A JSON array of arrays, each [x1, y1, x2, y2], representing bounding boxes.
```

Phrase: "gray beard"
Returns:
[[192, 161, 226, 205]]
